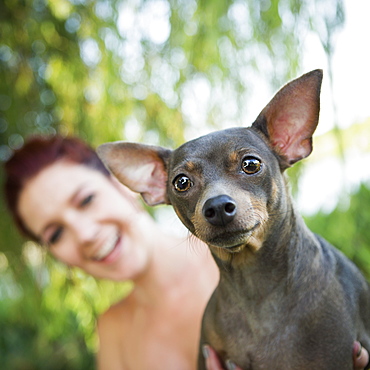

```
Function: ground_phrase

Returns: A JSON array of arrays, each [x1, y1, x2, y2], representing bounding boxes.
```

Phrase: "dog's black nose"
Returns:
[[202, 195, 237, 226]]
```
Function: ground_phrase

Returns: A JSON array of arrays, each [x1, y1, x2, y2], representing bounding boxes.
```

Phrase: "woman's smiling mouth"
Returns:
[[92, 233, 120, 261]]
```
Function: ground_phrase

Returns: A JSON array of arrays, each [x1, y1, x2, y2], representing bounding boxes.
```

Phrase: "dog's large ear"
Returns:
[[97, 142, 172, 206], [252, 69, 323, 167]]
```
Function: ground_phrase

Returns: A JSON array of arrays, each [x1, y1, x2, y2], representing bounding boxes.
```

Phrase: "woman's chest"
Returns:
[[120, 296, 204, 369]]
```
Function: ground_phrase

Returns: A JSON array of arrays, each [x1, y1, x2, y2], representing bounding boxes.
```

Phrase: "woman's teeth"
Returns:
[[93, 234, 119, 261]]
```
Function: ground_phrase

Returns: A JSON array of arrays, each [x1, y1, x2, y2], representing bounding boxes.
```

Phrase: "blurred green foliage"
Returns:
[[0, 241, 131, 369], [3, 0, 366, 368]]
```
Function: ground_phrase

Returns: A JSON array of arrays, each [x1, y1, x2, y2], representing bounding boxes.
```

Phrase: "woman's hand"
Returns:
[[203, 342, 369, 370], [203, 345, 240, 370], [353, 341, 369, 370]]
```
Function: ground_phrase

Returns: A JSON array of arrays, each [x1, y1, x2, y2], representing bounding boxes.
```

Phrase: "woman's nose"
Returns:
[[71, 217, 99, 245]]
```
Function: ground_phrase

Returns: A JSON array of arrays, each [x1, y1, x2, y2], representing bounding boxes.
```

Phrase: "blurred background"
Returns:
[[0, 0, 369, 368]]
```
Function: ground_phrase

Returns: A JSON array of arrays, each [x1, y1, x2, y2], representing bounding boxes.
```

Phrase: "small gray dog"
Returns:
[[98, 70, 370, 369]]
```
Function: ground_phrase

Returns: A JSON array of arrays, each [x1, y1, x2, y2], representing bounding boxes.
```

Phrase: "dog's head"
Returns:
[[97, 70, 322, 263]]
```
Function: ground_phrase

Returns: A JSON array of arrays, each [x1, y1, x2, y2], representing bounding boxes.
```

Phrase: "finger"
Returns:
[[203, 345, 243, 370], [203, 345, 223, 370], [353, 341, 369, 370], [225, 359, 238, 370]]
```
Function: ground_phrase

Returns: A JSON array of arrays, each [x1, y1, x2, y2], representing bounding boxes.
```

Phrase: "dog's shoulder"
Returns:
[[315, 233, 370, 298]]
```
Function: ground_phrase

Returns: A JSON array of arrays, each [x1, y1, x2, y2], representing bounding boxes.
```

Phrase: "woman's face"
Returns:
[[18, 160, 150, 281]]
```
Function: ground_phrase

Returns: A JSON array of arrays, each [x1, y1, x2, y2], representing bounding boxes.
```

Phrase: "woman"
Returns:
[[4, 135, 368, 370]]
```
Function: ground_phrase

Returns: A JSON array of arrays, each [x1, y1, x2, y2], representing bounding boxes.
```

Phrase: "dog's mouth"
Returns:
[[206, 222, 261, 253]]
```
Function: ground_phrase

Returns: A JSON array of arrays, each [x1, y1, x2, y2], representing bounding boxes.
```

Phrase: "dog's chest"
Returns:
[[204, 286, 292, 361], [202, 276, 355, 369]]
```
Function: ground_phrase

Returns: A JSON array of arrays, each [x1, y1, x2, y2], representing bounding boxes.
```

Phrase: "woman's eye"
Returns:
[[242, 157, 261, 174], [173, 175, 193, 192], [80, 194, 94, 207], [49, 227, 63, 245]]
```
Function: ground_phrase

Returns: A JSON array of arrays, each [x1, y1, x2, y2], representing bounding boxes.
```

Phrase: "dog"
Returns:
[[97, 70, 370, 369]]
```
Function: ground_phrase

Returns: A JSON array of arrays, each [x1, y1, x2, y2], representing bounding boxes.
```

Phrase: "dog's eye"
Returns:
[[242, 157, 261, 174], [173, 175, 193, 192]]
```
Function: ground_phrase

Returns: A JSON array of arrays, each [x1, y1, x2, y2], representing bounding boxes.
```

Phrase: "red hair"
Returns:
[[4, 135, 110, 240]]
